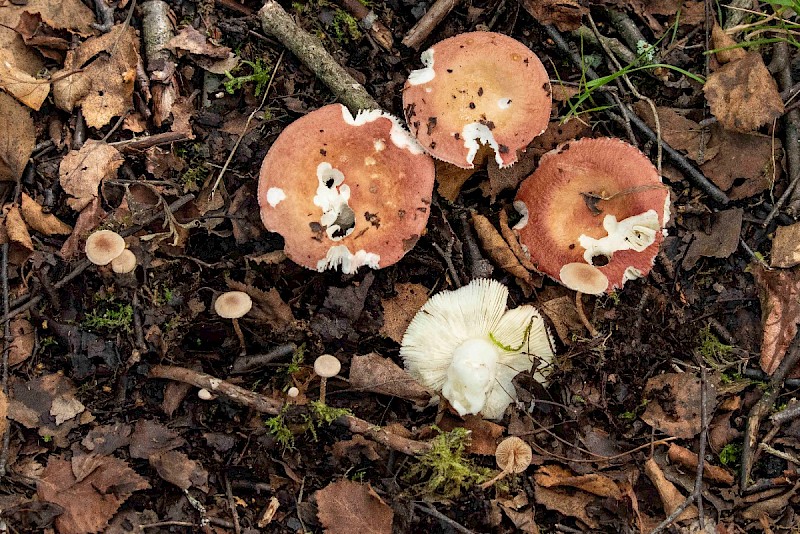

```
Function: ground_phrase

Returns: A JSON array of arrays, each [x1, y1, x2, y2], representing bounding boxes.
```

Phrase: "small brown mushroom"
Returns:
[[85, 230, 126, 266], [111, 249, 137, 274], [313, 354, 341, 405], [403, 32, 552, 169], [214, 291, 252, 356], [481, 436, 533, 489]]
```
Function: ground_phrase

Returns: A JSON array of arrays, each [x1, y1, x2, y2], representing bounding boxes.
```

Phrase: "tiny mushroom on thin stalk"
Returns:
[[481, 436, 533, 489], [214, 291, 252, 356], [85, 229, 126, 266], [514, 137, 670, 296], [287, 386, 300, 399], [400, 278, 554, 420], [313, 354, 341, 406], [403, 31, 552, 169], [258, 104, 436, 274]]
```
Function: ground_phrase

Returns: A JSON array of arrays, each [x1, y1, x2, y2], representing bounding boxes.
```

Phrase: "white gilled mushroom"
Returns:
[[313, 354, 341, 405], [287, 386, 300, 399], [400, 278, 554, 420], [214, 291, 252, 356], [111, 249, 137, 274], [85, 230, 126, 266]]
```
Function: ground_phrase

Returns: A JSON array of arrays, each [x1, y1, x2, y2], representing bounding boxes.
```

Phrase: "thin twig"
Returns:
[[694, 365, 708, 526], [402, 0, 463, 50], [223, 474, 242, 534], [413, 503, 475, 534], [0, 244, 10, 476]]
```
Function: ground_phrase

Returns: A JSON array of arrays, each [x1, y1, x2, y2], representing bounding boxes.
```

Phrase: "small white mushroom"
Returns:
[[111, 249, 137, 274], [313, 354, 341, 405], [85, 230, 126, 266], [198, 388, 214, 401], [214, 291, 252, 356]]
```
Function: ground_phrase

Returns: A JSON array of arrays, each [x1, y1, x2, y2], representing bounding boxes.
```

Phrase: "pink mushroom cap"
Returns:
[[514, 137, 670, 294]]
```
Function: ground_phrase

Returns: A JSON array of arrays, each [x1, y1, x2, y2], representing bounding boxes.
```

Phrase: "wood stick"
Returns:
[[336, 0, 394, 51], [149, 365, 432, 455], [258, 0, 379, 112], [402, 0, 464, 50]]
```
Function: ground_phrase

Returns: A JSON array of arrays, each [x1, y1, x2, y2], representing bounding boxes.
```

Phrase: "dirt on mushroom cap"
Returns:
[[403, 31, 552, 169], [258, 104, 436, 274], [514, 137, 669, 294]]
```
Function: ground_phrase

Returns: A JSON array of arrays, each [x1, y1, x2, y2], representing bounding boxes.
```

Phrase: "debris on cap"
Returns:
[[403, 32, 552, 169], [258, 104, 436, 274], [85, 229, 126, 266], [514, 138, 670, 294], [214, 291, 253, 319], [401, 278, 554, 420]]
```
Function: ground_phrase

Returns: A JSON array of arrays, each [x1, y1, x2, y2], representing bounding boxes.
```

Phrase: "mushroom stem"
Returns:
[[318, 377, 329, 405], [480, 469, 510, 489], [232, 318, 247, 356], [575, 292, 600, 338]]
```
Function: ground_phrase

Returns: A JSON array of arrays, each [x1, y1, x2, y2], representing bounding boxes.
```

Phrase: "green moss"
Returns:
[[719, 442, 742, 468], [224, 58, 273, 96], [697, 325, 734, 369], [265, 406, 296, 452], [405, 427, 492, 499], [309, 400, 353, 425], [83, 302, 133, 332], [286, 344, 305, 375]]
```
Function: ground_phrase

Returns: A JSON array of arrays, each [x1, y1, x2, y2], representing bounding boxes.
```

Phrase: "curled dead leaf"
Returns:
[[0, 205, 34, 265], [59, 140, 124, 212], [752, 263, 800, 376], [0, 91, 35, 182], [20, 192, 72, 235], [471, 212, 535, 288], [349, 353, 432, 408], [9, 317, 34, 366], [644, 457, 698, 522], [315, 480, 393, 534]]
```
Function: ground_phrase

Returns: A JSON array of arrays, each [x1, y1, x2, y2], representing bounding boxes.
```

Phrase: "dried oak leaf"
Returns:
[[519, 0, 586, 31], [315, 480, 393, 534], [1, 0, 96, 34], [59, 140, 124, 212], [52, 25, 139, 128], [771, 222, 800, 268], [149, 450, 209, 491], [349, 352, 432, 408], [752, 263, 800, 376], [703, 52, 784, 132], [681, 208, 743, 270], [533, 483, 597, 529], [0, 91, 35, 182], [535, 464, 622, 500], [0, 50, 50, 110], [20, 192, 72, 235], [641, 373, 717, 438], [128, 419, 186, 459], [379, 282, 429, 343], [9, 317, 34, 366], [37, 455, 149, 534], [0, 205, 34, 265], [472, 212, 536, 290]]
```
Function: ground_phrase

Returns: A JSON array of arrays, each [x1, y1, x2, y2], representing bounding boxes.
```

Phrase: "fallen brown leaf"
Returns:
[[0, 390, 7, 442], [59, 140, 124, 212], [167, 25, 232, 59], [633, 103, 717, 163], [472, 212, 535, 288], [539, 295, 583, 345], [332, 434, 381, 463], [643, 457, 698, 522], [14, 12, 70, 62], [752, 263, 800, 376], [704, 52, 784, 132], [128, 419, 186, 459], [20, 192, 72, 235], [711, 24, 747, 64], [771, 222, 800, 268], [0, 0, 96, 35], [59, 197, 107, 259], [641, 372, 717, 438], [498, 207, 537, 272], [349, 353, 432, 408], [225, 280, 295, 331], [81, 423, 133, 456], [8, 317, 34, 366], [535, 464, 623, 500], [37, 455, 149, 534], [0, 52, 51, 110], [533, 483, 598, 529], [315, 479, 393, 534], [700, 125, 779, 199], [379, 282, 429, 343], [52, 25, 140, 128], [519, 0, 586, 31], [681, 208, 743, 270], [435, 159, 477, 202], [666, 443, 734, 485], [149, 450, 209, 491], [0, 205, 34, 266], [438, 413, 504, 455], [0, 91, 35, 182]]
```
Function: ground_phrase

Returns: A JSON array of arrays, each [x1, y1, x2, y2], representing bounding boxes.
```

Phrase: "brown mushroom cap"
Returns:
[[314, 354, 341, 378], [514, 138, 670, 294], [495, 436, 532, 473], [403, 32, 551, 169], [85, 230, 126, 266], [214, 291, 253, 319], [258, 104, 436, 274], [111, 249, 137, 274]]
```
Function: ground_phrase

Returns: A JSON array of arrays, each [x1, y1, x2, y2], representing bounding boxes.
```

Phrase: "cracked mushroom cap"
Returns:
[[214, 291, 252, 319], [402, 32, 551, 169], [85, 230, 126, 266], [514, 138, 670, 294], [258, 104, 436, 274]]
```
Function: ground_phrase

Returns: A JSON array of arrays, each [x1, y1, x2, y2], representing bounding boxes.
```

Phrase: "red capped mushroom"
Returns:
[[402, 31, 551, 169], [258, 104, 436, 274], [514, 138, 670, 294]]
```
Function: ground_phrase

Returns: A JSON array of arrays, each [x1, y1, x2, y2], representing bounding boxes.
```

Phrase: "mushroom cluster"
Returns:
[[513, 138, 670, 294], [403, 32, 552, 169], [258, 104, 435, 274], [84, 229, 137, 274], [400, 278, 553, 420]]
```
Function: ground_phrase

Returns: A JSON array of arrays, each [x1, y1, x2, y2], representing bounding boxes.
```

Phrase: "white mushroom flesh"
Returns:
[[578, 210, 660, 265], [314, 162, 355, 241], [442, 338, 499, 416], [462, 122, 503, 167], [407, 48, 435, 86], [316, 245, 380, 274], [266, 187, 286, 208]]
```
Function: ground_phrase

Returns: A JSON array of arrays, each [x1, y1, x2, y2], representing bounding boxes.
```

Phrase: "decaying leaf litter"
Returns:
[[1, 0, 800, 531]]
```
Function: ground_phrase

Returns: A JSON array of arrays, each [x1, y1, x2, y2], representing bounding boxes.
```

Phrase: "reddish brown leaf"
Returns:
[[0, 92, 35, 181], [149, 450, 208, 491], [534, 465, 622, 500], [315, 480, 393, 534], [771, 222, 800, 268], [752, 263, 800, 376], [20, 192, 72, 236], [349, 353, 432, 408], [643, 457, 698, 522], [128, 419, 185, 459], [59, 140, 124, 212], [641, 372, 717, 438], [379, 282, 429, 343]]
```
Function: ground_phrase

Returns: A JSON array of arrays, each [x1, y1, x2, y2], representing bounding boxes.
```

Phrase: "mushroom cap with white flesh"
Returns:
[[214, 291, 253, 319], [403, 31, 552, 169], [258, 104, 436, 274], [314, 354, 342, 378], [400, 278, 554, 420], [85, 230, 126, 266], [514, 137, 670, 294], [111, 249, 137, 274], [495, 436, 532, 473]]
